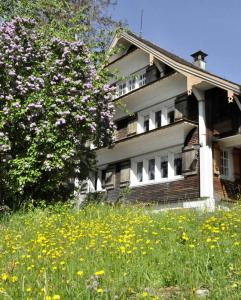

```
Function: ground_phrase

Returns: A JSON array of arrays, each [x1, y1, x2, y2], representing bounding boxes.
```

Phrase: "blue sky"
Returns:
[[109, 0, 241, 84]]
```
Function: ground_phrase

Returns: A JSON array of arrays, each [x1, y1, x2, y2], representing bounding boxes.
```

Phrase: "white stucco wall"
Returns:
[[108, 48, 149, 83]]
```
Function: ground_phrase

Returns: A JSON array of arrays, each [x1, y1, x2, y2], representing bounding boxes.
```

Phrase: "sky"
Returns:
[[109, 0, 241, 84]]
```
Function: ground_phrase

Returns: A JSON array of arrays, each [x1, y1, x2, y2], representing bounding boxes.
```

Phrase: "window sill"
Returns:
[[130, 176, 184, 188]]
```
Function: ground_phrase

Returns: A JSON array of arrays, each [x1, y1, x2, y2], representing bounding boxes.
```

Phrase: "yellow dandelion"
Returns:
[[95, 270, 105, 276], [97, 288, 103, 294], [142, 291, 148, 297], [26, 287, 32, 292], [1, 273, 8, 281], [53, 295, 61, 300], [77, 271, 84, 277], [11, 275, 18, 283]]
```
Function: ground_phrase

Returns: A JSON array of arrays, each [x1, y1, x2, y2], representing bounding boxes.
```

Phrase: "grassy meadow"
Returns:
[[0, 203, 241, 299]]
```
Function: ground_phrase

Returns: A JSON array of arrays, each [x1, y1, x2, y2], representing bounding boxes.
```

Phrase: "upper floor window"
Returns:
[[148, 159, 155, 180], [167, 110, 175, 124], [220, 150, 229, 177], [129, 77, 136, 91], [139, 73, 146, 87], [143, 115, 149, 132], [174, 153, 182, 176], [155, 110, 162, 128], [118, 82, 126, 97]]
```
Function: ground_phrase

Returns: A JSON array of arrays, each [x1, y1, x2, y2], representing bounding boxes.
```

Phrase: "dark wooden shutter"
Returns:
[[105, 166, 115, 190], [182, 145, 198, 175], [120, 161, 130, 187], [127, 117, 137, 136]]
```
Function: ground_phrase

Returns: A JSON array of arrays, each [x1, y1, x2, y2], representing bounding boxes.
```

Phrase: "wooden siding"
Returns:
[[205, 87, 241, 138]]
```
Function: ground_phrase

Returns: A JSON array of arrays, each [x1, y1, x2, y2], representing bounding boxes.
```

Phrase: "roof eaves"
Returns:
[[120, 31, 241, 95]]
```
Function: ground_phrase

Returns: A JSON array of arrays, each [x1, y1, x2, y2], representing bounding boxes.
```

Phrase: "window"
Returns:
[[118, 83, 126, 97], [148, 159, 155, 180], [116, 118, 129, 130], [143, 115, 149, 132], [101, 170, 106, 189], [174, 153, 182, 176], [129, 77, 136, 91], [137, 161, 143, 182], [167, 110, 175, 124], [139, 73, 146, 87], [161, 156, 168, 178], [155, 110, 162, 128], [220, 150, 229, 176]]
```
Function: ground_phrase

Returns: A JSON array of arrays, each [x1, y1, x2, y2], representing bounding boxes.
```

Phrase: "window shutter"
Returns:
[[182, 145, 198, 175], [233, 148, 240, 180], [127, 118, 137, 136], [213, 143, 221, 175], [105, 167, 115, 190], [80, 180, 88, 194], [120, 161, 130, 187]]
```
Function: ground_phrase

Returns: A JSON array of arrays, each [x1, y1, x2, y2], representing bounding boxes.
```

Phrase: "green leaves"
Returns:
[[0, 18, 115, 207]]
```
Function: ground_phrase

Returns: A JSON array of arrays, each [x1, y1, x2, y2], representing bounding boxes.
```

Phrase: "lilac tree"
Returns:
[[0, 18, 115, 207]]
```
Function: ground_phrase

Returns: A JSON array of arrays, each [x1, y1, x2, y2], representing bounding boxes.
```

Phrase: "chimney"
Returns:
[[191, 50, 208, 70]]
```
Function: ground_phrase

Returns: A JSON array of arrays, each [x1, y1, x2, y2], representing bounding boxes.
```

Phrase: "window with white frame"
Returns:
[[137, 161, 143, 182], [137, 100, 175, 134], [167, 109, 175, 124], [174, 153, 182, 176], [129, 77, 136, 91], [132, 151, 183, 186], [155, 110, 162, 128], [139, 72, 146, 87], [118, 82, 126, 97], [161, 155, 168, 178], [220, 150, 229, 177], [143, 115, 150, 132], [148, 159, 155, 180]]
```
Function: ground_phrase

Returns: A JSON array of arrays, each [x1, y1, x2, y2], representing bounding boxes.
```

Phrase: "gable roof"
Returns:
[[109, 30, 241, 96]]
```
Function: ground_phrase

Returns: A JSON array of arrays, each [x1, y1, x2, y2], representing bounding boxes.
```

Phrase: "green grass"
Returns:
[[0, 203, 241, 299]]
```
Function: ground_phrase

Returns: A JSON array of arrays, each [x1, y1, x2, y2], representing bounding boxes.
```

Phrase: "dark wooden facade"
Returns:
[[205, 88, 241, 201]]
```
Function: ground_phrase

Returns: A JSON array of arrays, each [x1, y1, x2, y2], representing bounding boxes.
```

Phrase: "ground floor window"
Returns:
[[148, 159, 155, 180], [220, 150, 229, 177], [132, 150, 182, 185], [161, 155, 168, 178], [174, 153, 182, 176], [137, 161, 143, 182]]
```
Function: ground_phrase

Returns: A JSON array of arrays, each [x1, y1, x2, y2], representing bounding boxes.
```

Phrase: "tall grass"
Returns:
[[0, 203, 241, 299]]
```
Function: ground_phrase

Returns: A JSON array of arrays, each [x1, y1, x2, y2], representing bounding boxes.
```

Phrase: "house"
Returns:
[[84, 30, 241, 209]]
